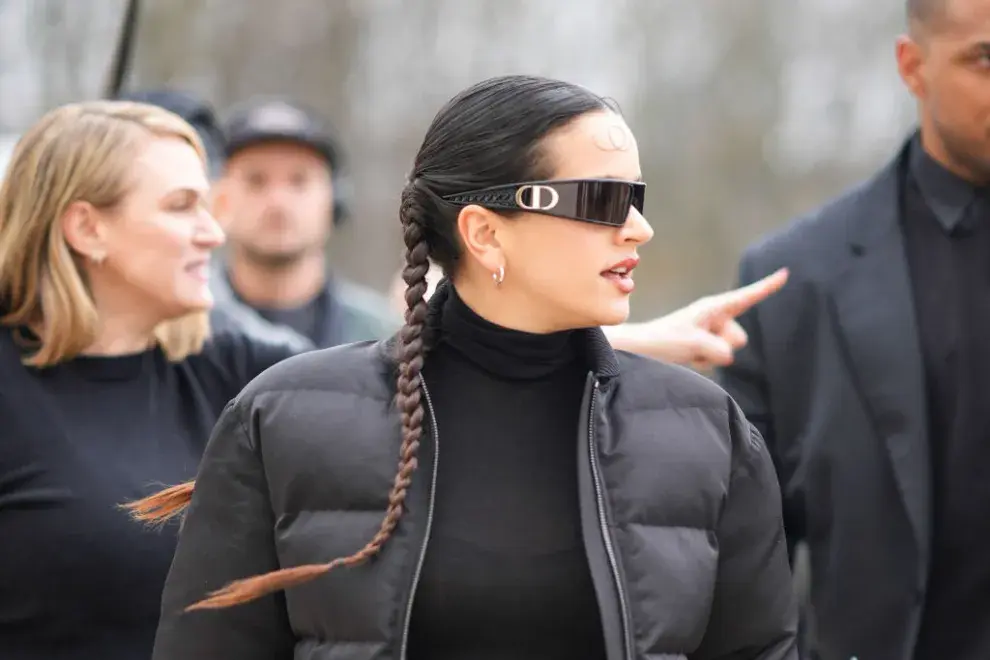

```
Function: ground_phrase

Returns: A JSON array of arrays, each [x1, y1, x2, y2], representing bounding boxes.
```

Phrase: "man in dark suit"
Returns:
[[717, 1, 990, 659]]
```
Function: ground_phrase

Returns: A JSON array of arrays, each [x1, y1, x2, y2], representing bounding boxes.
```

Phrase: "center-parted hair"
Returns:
[[127, 74, 611, 609]]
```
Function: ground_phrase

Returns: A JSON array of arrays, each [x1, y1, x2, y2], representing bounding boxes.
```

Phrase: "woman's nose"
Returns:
[[619, 208, 654, 245]]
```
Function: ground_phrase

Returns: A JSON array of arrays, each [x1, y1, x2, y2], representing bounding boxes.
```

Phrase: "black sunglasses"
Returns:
[[441, 178, 646, 227]]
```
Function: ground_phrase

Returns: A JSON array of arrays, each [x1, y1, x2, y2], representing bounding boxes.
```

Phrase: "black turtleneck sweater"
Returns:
[[0, 326, 295, 660], [407, 287, 607, 660]]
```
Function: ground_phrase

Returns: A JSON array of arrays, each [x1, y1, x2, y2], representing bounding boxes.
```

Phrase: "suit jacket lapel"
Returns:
[[828, 141, 931, 567]]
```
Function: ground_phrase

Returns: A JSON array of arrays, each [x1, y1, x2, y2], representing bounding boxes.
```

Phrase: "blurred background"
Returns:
[[0, 0, 918, 317]]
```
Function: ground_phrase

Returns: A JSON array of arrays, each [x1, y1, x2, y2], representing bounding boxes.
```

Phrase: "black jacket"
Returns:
[[715, 139, 940, 660], [153, 291, 797, 660]]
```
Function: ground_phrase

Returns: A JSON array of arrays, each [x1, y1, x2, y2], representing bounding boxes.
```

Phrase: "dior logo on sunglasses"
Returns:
[[441, 178, 646, 227], [515, 184, 560, 211]]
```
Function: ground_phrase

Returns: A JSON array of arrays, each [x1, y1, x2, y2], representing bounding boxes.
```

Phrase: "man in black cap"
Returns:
[[210, 97, 397, 349]]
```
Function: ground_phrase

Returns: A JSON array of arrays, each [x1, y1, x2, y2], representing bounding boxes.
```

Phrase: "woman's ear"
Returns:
[[60, 200, 107, 261], [455, 205, 506, 274]]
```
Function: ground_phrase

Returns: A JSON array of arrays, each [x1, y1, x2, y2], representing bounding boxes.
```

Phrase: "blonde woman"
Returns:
[[0, 101, 296, 660]]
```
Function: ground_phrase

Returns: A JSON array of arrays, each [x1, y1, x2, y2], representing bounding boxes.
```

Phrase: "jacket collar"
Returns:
[[908, 130, 990, 234], [210, 258, 352, 348]]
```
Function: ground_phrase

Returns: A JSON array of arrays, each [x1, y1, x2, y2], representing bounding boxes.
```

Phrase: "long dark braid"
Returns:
[[183, 183, 432, 610]]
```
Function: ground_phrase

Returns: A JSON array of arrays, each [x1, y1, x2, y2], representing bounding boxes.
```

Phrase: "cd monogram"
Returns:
[[515, 184, 560, 211]]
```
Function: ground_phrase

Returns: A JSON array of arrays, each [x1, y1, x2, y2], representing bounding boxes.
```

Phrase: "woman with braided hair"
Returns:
[[145, 75, 797, 660]]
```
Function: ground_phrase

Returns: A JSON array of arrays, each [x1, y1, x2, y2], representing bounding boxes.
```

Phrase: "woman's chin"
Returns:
[[589, 299, 631, 328], [171, 290, 215, 316]]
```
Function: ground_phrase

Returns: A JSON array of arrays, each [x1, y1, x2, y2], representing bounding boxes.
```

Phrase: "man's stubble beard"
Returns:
[[936, 118, 990, 185], [241, 243, 316, 270]]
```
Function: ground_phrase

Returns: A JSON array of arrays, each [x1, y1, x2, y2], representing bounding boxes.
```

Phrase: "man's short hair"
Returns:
[[907, 0, 948, 31]]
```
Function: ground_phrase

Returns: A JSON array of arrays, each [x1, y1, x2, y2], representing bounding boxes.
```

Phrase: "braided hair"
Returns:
[[125, 74, 610, 609]]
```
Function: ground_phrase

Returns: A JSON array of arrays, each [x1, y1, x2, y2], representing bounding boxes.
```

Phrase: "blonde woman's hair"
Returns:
[[0, 100, 211, 367]]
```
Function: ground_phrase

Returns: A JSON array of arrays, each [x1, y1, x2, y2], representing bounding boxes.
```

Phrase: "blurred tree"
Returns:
[[0, 0, 915, 317]]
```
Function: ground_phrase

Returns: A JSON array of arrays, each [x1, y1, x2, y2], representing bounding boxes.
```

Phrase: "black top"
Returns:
[[226, 270, 328, 347], [903, 138, 990, 660], [254, 295, 325, 347], [407, 285, 606, 660], [0, 326, 294, 660]]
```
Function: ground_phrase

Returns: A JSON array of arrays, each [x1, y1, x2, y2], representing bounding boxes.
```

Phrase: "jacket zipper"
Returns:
[[587, 379, 633, 660], [399, 379, 439, 660]]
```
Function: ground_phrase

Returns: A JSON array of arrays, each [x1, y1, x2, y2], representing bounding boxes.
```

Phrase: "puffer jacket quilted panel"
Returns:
[[152, 337, 797, 660]]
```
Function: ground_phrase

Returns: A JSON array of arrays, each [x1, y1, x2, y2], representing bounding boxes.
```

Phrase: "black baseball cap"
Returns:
[[222, 97, 351, 224], [222, 98, 341, 172], [115, 88, 225, 178]]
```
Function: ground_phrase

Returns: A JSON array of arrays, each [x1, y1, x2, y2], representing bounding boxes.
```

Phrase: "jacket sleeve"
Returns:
[[152, 400, 295, 660], [690, 401, 799, 660], [715, 251, 805, 560]]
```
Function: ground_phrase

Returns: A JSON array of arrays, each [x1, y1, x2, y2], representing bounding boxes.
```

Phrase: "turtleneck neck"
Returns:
[[438, 284, 579, 380]]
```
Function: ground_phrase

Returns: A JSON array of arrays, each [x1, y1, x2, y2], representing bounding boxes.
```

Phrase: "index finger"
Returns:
[[710, 268, 789, 318]]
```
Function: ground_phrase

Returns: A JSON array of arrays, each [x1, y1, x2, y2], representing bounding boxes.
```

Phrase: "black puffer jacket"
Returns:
[[153, 292, 797, 660]]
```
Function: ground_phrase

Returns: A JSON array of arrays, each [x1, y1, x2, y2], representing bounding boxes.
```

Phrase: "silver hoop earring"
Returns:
[[492, 265, 505, 287]]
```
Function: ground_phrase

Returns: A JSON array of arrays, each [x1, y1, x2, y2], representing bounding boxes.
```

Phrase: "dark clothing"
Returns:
[[152, 281, 797, 660], [406, 287, 604, 659], [0, 327, 294, 660], [223, 98, 341, 179], [715, 133, 990, 660], [209, 264, 399, 350], [903, 142, 990, 660], [252, 291, 325, 347]]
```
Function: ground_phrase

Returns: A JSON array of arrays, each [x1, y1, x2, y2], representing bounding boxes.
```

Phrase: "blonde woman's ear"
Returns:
[[60, 200, 106, 261]]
